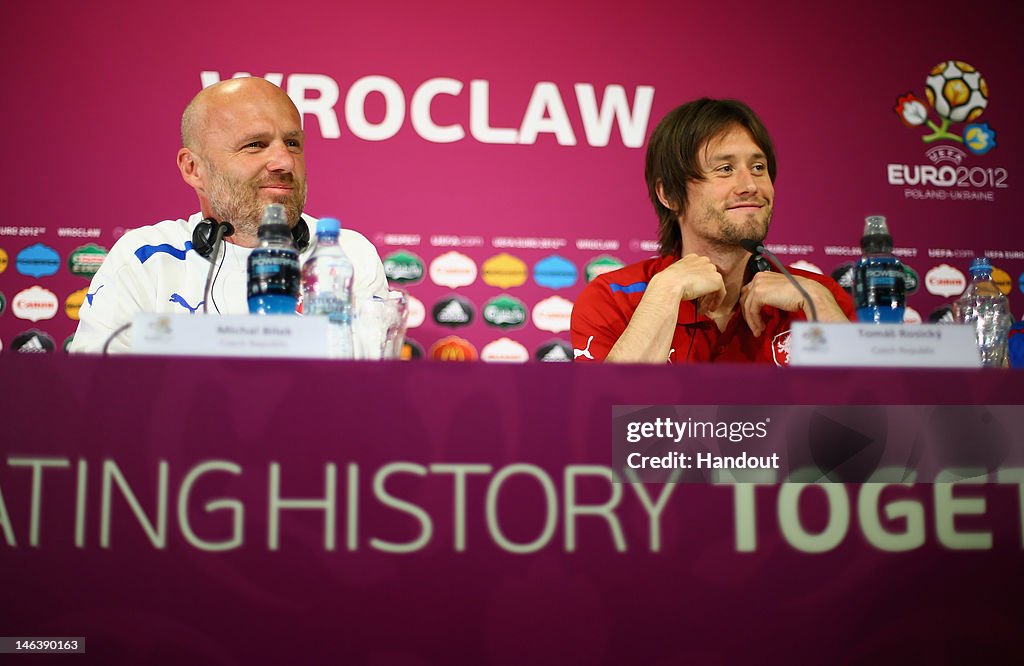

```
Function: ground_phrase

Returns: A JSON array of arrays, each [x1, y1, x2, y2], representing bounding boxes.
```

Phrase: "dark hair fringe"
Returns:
[[643, 98, 777, 256]]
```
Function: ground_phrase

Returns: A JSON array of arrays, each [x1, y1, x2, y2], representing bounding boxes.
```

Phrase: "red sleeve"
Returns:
[[569, 278, 628, 362]]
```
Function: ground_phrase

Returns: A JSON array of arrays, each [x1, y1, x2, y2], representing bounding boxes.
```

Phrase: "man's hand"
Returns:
[[738, 272, 849, 336], [653, 254, 728, 313]]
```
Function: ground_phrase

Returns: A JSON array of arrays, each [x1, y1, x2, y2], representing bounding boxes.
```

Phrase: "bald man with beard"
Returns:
[[71, 77, 388, 353]]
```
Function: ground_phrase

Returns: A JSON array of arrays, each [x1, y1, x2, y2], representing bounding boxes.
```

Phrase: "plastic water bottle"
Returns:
[[853, 215, 906, 323], [953, 257, 1012, 368], [247, 204, 301, 314], [301, 218, 354, 358]]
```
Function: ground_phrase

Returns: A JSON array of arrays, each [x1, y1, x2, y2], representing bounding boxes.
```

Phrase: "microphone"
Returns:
[[202, 221, 235, 314], [739, 239, 818, 322], [747, 248, 771, 275]]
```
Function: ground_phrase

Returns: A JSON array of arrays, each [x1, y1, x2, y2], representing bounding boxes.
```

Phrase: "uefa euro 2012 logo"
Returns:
[[894, 60, 996, 156]]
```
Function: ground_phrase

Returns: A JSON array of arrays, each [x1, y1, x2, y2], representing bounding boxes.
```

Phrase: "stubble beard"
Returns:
[[698, 203, 772, 250], [205, 166, 307, 239]]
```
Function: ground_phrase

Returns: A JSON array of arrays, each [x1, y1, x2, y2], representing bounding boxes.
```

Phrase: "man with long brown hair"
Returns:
[[571, 98, 852, 365]]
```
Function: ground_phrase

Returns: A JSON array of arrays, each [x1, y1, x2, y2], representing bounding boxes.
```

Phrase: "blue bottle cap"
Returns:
[[317, 218, 341, 235], [969, 257, 993, 277]]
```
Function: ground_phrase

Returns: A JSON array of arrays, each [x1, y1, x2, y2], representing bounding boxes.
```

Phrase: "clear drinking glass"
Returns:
[[353, 290, 409, 360]]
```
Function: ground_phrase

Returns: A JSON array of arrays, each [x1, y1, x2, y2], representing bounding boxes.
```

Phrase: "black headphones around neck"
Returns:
[[192, 215, 312, 258]]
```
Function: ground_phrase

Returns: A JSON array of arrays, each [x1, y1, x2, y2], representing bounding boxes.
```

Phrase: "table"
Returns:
[[2, 356, 1022, 663]]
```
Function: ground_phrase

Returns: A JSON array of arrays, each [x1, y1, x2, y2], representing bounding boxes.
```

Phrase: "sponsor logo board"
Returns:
[[12, 286, 59, 322], [533, 255, 577, 289], [429, 251, 477, 288], [482, 253, 528, 288], [991, 267, 1012, 295], [482, 295, 527, 329], [585, 255, 624, 282], [532, 295, 573, 333], [383, 250, 425, 284], [65, 287, 88, 321], [432, 295, 474, 328], [401, 339, 424, 360], [68, 244, 108, 278], [903, 265, 920, 294], [16, 243, 60, 278], [536, 340, 573, 362], [481, 337, 529, 363], [429, 336, 477, 362], [406, 294, 426, 328], [788, 260, 822, 275], [925, 263, 966, 297], [12, 329, 56, 353]]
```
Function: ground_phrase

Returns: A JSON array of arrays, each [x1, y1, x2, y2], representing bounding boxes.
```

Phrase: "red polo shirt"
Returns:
[[570, 255, 855, 365]]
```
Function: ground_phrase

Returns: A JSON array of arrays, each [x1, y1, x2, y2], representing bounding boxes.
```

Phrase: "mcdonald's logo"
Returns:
[[429, 336, 478, 362]]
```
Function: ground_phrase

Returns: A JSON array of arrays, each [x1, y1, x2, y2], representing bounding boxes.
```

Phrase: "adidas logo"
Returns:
[[437, 300, 470, 323], [17, 336, 47, 353], [541, 345, 571, 362]]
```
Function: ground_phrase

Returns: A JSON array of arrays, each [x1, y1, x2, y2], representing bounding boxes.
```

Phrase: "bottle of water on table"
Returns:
[[301, 217, 354, 358], [953, 257, 1012, 368]]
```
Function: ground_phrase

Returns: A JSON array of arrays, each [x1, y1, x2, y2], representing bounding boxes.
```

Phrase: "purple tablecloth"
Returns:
[[2, 355, 1022, 664]]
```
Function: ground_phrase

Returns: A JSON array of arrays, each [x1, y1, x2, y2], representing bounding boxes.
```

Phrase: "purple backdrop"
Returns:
[[1, 0, 1022, 357], [3, 7, 1023, 659]]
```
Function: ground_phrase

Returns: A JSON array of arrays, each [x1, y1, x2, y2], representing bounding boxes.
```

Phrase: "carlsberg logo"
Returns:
[[484, 305, 525, 326]]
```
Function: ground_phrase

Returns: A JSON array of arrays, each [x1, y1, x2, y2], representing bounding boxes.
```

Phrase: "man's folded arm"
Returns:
[[602, 275, 686, 363], [571, 274, 682, 364]]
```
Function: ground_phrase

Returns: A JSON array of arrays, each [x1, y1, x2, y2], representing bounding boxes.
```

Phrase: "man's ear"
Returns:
[[177, 148, 202, 189], [655, 180, 676, 211]]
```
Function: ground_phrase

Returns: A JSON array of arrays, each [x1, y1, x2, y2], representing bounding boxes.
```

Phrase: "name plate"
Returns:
[[132, 313, 329, 359], [788, 322, 981, 368]]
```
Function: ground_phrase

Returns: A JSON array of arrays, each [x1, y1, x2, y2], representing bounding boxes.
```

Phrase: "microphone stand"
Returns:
[[202, 222, 235, 314], [740, 239, 818, 322]]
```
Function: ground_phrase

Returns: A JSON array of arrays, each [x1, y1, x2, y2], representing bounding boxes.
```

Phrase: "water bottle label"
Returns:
[[248, 249, 301, 299], [305, 295, 344, 316], [853, 259, 906, 310], [863, 267, 898, 285]]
